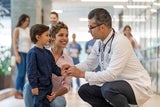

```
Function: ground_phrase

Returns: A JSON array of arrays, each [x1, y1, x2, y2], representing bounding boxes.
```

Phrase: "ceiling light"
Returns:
[[127, 5, 151, 9], [132, 0, 155, 2], [113, 15, 146, 22], [153, 2, 160, 6], [113, 5, 124, 8], [81, 0, 128, 2], [114, 18, 145, 22]]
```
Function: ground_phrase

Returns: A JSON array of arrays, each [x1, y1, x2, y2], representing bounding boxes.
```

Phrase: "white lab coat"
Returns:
[[76, 30, 152, 106]]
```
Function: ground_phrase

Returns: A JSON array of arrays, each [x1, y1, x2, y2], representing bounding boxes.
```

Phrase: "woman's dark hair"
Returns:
[[30, 24, 49, 44], [123, 25, 131, 32], [50, 21, 68, 38], [123, 25, 132, 36], [16, 14, 30, 27], [88, 8, 112, 28]]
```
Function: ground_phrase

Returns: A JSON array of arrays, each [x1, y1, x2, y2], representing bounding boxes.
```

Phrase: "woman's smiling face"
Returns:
[[53, 28, 69, 48]]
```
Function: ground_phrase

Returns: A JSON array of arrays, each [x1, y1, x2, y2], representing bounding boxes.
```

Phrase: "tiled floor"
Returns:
[[0, 90, 91, 107], [65, 90, 91, 107], [0, 90, 160, 107], [0, 96, 24, 107], [141, 94, 160, 107]]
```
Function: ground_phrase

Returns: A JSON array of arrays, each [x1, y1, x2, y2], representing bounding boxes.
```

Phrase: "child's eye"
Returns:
[[46, 34, 50, 37]]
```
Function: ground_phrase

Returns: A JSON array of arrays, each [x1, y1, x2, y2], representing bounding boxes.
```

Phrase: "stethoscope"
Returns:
[[99, 29, 115, 54]]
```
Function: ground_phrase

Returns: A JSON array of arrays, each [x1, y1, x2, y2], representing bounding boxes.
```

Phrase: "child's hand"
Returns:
[[61, 64, 71, 76], [32, 88, 39, 95], [61, 64, 70, 71]]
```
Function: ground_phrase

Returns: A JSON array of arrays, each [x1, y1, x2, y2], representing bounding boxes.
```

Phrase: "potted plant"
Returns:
[[0, 1, 12, 90], [0, 46, 12, 90]]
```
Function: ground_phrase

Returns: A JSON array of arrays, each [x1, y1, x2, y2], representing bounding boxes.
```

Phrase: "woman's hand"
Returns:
[[16, 55, 21, 64], [47, 92, 57, 102]]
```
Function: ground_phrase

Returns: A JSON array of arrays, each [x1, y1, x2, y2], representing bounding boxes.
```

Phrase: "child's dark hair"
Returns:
[[30, 24, 49, 43], [50, 21, 68, 38]]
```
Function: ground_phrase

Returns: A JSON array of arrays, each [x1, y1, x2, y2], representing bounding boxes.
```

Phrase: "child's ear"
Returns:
[[35, 35, 40, 41]]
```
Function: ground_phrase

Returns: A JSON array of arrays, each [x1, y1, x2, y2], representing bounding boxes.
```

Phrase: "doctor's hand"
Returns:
[[67, 66, 85, 78]]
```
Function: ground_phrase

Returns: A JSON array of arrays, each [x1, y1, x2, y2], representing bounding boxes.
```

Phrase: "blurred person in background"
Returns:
[[85, 38, 100, 72], [123, 25, 137, 49], [68, 33, 82, 89], [13, 14, 31, 99], [123, 25, 143, 61], [48, 11, 59, 29], [85, 38, 96, 55]]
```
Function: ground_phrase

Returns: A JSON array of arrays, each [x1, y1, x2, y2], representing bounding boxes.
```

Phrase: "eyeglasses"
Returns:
[[88, 24, 103, 30]]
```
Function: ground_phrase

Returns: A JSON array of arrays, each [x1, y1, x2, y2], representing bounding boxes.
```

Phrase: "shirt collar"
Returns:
[[60, 52, 65, 59], [48, 47, 65, 59], [102, 29, 114, 45]]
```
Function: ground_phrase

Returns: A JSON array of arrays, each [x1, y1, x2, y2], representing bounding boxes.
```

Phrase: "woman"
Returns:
[[13, 14, 31, 99], [123, 25, 143, 60], [23, 22, 73, 107], [68, 33, 82, 89], [123, 25, 137, 49]]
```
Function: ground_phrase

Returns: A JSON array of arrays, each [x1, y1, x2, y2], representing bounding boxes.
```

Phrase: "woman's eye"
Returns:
[[58, 34, 63, 37]]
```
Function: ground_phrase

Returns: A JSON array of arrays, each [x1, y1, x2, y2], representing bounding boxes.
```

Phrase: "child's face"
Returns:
[[37, 30, 50, 47], [53, 28, 68, 49]]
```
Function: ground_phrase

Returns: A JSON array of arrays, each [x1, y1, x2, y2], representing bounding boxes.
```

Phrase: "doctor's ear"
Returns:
[[101, 24, 107, 29]]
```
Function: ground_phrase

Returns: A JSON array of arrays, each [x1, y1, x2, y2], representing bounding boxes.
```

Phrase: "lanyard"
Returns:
[[99, 29, 115, 70], [99, 29, 115, 54]]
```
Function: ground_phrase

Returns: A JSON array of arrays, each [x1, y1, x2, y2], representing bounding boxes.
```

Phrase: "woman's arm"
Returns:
[[13, 28, 21, 63], [47, 87, 68, 102]]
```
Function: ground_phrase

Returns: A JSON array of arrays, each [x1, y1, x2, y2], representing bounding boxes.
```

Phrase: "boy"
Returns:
[[26, 24, 61, 107]]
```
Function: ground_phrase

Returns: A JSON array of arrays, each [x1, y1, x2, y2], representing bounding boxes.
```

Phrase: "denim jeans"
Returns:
[[33, 85, 52, 107], [78, 80, 137, 107], [23, 82, 66, 107], [16, 52, 27, 92], [50, 96, 66, 107]]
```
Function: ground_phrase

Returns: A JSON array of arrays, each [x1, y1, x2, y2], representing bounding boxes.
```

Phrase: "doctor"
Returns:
[[62, 8, 152, 107]]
